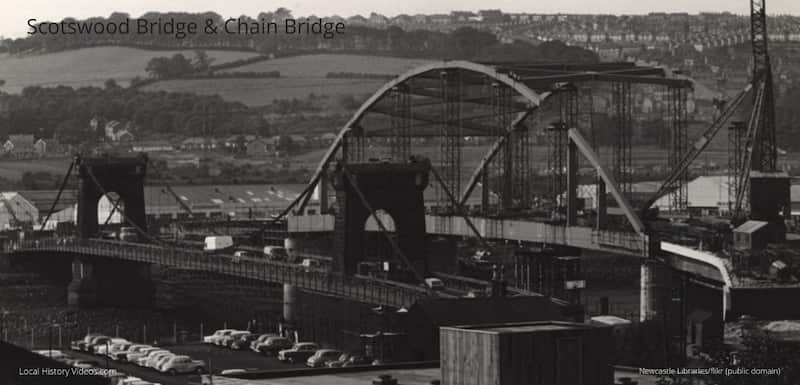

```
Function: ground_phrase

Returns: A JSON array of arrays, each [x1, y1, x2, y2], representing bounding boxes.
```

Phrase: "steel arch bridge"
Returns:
[[283, 60, 694, 257]]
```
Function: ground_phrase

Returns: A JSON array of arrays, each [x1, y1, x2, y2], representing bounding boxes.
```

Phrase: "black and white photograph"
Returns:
[[0, 0, 799, 384]]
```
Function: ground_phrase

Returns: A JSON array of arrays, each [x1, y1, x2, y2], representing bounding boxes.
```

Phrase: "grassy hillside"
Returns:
[[141, 54, 436, 108], [141, 77, 384, 108], [219, 54, 434, 77], [0, 46, 259, 93]]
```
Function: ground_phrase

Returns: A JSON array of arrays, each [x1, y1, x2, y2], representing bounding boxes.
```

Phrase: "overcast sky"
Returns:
[[3, 0, 799, 39]]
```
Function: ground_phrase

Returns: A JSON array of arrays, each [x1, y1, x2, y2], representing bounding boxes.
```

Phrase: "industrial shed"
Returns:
[[440, 321, 613, 385]]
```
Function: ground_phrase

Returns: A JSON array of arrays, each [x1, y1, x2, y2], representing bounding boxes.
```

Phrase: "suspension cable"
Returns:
[[428, 165, 493, 252], [38, 159, 75, 231]]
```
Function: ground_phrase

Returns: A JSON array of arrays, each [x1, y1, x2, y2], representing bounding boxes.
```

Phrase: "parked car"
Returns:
[[146, 351, 174, 369], [153, 354, 176, 372], [126, 347, 161, 365], [249, 334, 278, 352], [85, 335, 114, 353], [70, 333, 104, 351], [159, 355, 207, 375], [341, 355, 371, 367], [256, 336, 294, 356], [105, 341, 134, 359], [326, 353, 350, 368], [203, 329, 236, 344], [135, 349, 170, 367], [230, 333, 260, 350], [221, 331, 251, 348], [111, 344, 150, 362], [278, 342, 319, 364], [95, 338, 129, 355], [306, 349, 343, 367]]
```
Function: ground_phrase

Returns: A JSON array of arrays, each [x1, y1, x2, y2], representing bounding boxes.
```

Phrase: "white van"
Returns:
[[424, 278, 445, 291], [204, 236, 233, 252]]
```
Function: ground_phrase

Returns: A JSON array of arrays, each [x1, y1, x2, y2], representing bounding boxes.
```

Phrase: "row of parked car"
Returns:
[[33, 349, 160, 385], [203, 329, 370, 368], [69, 333, 207, 375]]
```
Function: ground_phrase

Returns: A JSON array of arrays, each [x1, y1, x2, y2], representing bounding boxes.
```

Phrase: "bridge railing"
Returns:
[[9, 238, 428, 308]]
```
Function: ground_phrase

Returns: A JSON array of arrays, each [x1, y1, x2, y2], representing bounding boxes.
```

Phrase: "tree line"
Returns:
[[0, 82, 269, 144]]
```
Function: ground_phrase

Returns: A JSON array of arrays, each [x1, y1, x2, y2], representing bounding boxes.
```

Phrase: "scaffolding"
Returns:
[[667, 86, 688, 212], [437, 70, 462, 211], [612, 82, 633, 200]]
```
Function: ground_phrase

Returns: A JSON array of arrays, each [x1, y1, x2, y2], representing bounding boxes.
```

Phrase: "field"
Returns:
[[141, 54, 436, 108], [219, 54, 434, 77], [0, 46, 259, 93], [0, 158, 73, 180], [141, 77, 385, 107]]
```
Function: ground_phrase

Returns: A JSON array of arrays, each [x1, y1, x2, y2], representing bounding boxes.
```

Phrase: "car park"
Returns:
[[203, 329, 236, 344], [306, 349, 343, 367], [277, 342, 319, 364], [255, 336, 294, 356], [159, 355, 207, 375]]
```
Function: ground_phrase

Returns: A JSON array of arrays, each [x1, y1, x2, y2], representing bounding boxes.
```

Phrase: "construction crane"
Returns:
[[642, 0, 779, 221]]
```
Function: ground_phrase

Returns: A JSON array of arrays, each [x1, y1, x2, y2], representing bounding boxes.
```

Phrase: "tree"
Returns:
[[193, 50, 215, 73], [104, 78, 119, 90]]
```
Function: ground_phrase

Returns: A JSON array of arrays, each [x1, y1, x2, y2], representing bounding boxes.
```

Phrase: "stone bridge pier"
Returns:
[[67, 256, 158, 307]]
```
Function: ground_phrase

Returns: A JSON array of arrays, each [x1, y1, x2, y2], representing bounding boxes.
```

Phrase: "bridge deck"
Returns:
[[6, 238, 429, 308], [289, 214, 650, 257]]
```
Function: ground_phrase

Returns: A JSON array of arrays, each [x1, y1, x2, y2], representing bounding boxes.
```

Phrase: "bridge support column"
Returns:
[[283, 283, 297, 327], [67, 257, 98, 307], [566, 138, 578, 226], [640, 259, 672, 322]]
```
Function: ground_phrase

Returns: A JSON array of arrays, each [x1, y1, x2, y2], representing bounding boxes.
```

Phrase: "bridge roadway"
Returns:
[[289, 214, 651, 257], [5, 238, 431, 308]]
